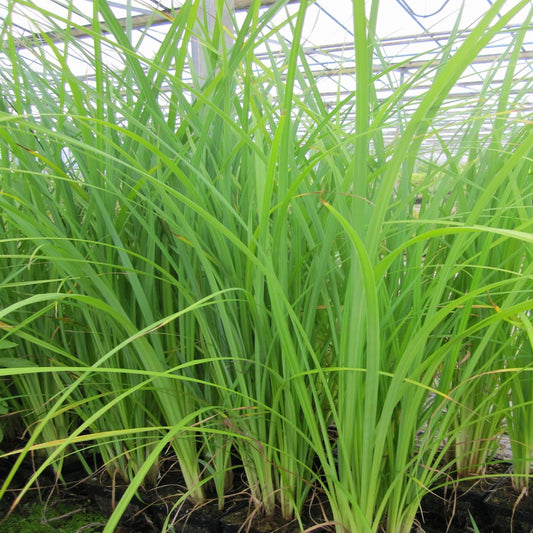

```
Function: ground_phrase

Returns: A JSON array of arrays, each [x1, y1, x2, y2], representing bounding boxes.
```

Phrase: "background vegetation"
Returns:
[[1, 0, 533, 532]]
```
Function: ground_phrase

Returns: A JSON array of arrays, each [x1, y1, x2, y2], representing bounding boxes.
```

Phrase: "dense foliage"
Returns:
[[1, 1, 533, 531]]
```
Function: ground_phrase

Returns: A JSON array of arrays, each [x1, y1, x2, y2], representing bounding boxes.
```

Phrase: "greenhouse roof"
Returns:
[[1, 0, 533, 154]]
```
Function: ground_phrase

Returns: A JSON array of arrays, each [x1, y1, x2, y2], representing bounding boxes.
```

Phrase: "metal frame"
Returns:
[[3, 0, 533, 155]]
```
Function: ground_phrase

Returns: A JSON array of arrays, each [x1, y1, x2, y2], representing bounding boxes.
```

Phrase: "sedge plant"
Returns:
[[1, 1, 533, 533]]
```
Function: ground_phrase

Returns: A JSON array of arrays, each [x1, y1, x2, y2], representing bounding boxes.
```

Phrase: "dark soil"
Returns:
[[414, 465, 533, 533], [0, 444, 328, 532], [2, 445, 532, 533]]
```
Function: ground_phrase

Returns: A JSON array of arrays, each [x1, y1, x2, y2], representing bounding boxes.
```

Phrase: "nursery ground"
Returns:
[[2, 447, 533, 533]]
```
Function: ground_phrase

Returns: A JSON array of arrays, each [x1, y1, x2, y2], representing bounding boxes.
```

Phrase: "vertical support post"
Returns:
[[191, 0, 235, 89]]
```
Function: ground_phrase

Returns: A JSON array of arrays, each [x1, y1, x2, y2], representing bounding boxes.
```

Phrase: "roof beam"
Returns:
[[310, 50, 533, 79]]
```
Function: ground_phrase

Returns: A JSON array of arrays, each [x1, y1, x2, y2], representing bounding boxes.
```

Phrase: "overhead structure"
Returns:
[[8, 0, 300, 50], [191, 0, 234, 87], [1, 0, 532, 156]]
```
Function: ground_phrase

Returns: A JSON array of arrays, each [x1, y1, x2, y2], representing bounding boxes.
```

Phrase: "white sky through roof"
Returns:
[[2, 1, 531, 44], [3, 1, 532, 80], [2, 2, 532, 66], [1, 0, 532, 154]]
